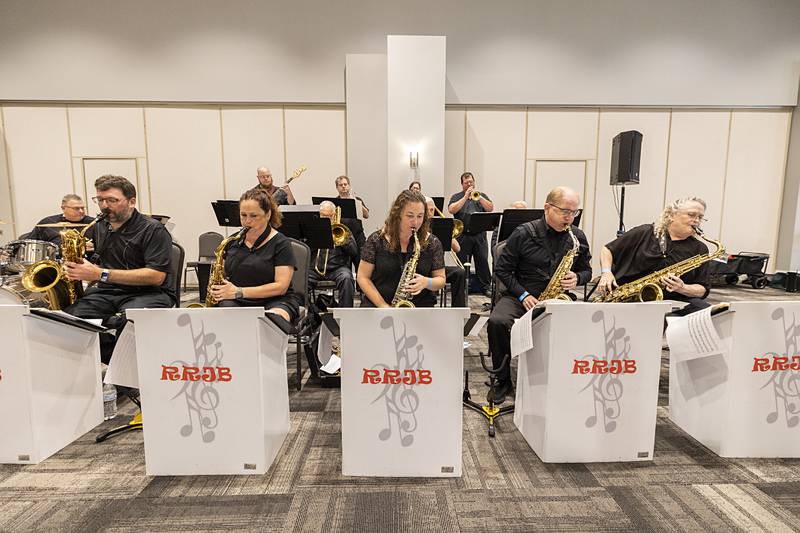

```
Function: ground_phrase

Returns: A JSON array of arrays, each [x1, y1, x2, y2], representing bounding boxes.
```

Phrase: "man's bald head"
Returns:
[[256, 167, 273, 188], [319, 200, 336, 219], [545, 186, 580, 206], [509, 200, 527, 209]]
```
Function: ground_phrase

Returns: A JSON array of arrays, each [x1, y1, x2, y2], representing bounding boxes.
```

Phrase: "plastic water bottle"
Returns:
[[103, 383, 118, 420]]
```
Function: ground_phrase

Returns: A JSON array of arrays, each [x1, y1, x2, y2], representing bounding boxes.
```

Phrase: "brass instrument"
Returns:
[[391, 230, 421, 308], [593, 230, 725, 303], [314, 206, 352, 276], [189, 227, 249, 308], [538, 226, 579, 302], [431, 204, 464, 269], [20, 213, 105, 310], [470, 190, 482, 202]]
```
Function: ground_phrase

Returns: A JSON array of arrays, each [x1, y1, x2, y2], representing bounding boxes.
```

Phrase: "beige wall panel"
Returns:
[[527, 109, 599, 161], [135, 158, 152, 216], [283, 108, 346, 205], [0, 111, 14, 243], [444, 108, 466, 195], [68, 107, 146, 157], [464, 109, 526, 214], [721, 110, 791, 269], [664, 110, 730, 240], [145, 107, 224, 264], [534, 161, 587, 206], [80, 158, 139, 218], [592, 110, 670, 260], [2, 106, 73, 237], [221, 108, 284, 200]]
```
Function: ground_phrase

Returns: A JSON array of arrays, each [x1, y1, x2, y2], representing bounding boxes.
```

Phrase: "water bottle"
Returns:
[[103, 383, 118, 420]]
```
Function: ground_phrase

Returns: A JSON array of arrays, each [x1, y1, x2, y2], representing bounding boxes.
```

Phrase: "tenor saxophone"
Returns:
[[593, 230, 725, 303], [537, 226, 579, 302], [189, 227, 248, 308], [391, 230, 421, 308]]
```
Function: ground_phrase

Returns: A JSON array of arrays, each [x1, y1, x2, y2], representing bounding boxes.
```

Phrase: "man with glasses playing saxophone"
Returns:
[[63, 175, 174, 362], [487, 187, 592, 404], [309, 201, 358, 308], [596, 197, 712, 316]]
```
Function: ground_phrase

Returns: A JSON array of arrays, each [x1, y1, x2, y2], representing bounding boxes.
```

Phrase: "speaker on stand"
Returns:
[[610, 130, 643, 237]]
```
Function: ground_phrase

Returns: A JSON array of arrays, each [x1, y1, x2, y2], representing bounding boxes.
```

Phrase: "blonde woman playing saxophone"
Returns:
[[357, 190, 446, 308], [596, 197, 712, 317]]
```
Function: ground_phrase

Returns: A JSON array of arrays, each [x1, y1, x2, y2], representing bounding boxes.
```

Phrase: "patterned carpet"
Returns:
[[1, 285, 800, 532]]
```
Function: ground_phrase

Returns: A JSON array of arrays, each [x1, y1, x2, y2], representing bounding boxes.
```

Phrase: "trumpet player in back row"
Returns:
[[596, 197, 713, 316], [308, 201, 358, 308], [487, 187, 592, 404], [207, 188, 302, 322], [357, 190, 446, 308], [448, 171, 494, 295]]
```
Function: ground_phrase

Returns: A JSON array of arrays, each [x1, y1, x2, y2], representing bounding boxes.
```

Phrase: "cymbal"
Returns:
[[36, 222, 90, 228]]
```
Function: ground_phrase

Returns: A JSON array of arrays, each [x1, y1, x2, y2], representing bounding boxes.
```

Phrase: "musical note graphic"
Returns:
[[763, 308, 800, 428], [370, 316, 424, 447], [172, 313, 223, 443], [579, 310, 631, 433]]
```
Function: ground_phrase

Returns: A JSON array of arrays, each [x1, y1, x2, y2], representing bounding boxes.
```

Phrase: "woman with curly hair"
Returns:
[[596, 196, 711, 315], [357, 190, 446, 307]]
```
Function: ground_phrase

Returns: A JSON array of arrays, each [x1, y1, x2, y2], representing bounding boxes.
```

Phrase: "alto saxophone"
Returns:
[[538, 226, 579, 302], [391, 230, 420, 308], [21, 213, 105, 309], [593, 230, 725, 303], [190, 227, 248, 308]]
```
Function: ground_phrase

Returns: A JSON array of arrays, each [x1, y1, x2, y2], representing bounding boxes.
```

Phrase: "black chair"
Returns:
[[184, 231, 222, 293], [171, 241, 186, 306], [288, 238, 312, 391]]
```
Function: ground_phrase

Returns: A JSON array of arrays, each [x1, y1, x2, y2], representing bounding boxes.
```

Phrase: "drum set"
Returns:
[[0, 221, 89, 307]]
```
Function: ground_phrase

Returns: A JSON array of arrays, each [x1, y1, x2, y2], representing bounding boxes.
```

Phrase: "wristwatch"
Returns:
[[99, 269, 110, 283], [235, 287, 244, 300]]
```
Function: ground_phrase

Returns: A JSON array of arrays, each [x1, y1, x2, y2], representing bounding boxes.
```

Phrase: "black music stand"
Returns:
[[311, 197, 358, 220], [464, 212, 501, 236], [498, 209, 543, 242], [431, 196, 445, 213], [430, 218, 454, 252], [211, 200, 241, 227], [277, 205, 319, 241]]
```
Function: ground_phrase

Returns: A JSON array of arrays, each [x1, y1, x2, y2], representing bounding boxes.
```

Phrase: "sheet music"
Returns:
[[510, 305, 536, 358], [467, 316, 489, 337], [320, 354, 341, 375], [34, 308, 103, 327], [105, 322, 140, 388], [665, 306, 724, 361]]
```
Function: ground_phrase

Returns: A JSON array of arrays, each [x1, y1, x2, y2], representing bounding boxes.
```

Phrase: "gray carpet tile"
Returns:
[[2, 286, 800, 532]]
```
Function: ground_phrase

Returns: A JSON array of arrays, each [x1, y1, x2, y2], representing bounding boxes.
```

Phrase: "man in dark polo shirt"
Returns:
[[22, 194, 95, 247], [255, 166, 296, 206], [487, 186, 592, 404], [448, 171, 494, 294], [63, 175, 174, 361]]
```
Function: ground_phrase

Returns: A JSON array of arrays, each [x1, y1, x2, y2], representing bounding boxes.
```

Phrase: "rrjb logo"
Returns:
[[572, 359, 637, 375], [160, 365, 232, 382], [362, 368, 432, 385]]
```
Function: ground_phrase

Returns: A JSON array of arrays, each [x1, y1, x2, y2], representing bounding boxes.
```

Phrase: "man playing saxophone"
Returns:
[[308, 201, 358, 308], [487, 187, 592, 404], [596, 197, 711, 316]]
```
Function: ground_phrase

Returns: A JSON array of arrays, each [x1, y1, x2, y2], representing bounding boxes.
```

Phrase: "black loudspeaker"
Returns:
[[610, 130, 643, 186], [786, 271, 798, 293]]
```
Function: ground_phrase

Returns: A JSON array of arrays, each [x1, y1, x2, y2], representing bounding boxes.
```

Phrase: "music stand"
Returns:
[[430, 218, 454, 252], [464, 212, 501, 236], [211, 200, 241, 227], [300, 217, 335, 250], [277, 206, 321, 242], [431, 196, 445, 213], [498, 209, 543, 242], [311, 197, 358, 220]]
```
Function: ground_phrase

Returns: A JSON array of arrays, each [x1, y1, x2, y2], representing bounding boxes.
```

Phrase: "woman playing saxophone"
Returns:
[[357, 190, 446, 308], [596, 197, 713, 316]]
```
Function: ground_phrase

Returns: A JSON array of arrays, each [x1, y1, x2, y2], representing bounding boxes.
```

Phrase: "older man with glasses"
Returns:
[[596, 196, 712, 317], [22, 194, 95, 247], [486, 186, 592, 404]]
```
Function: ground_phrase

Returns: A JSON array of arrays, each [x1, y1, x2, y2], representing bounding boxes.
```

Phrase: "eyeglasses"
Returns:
[[682, 211, 708, 222], [546, 203, 581, 217], [92, 196, 122, 205], [63, 205, 86, 211]]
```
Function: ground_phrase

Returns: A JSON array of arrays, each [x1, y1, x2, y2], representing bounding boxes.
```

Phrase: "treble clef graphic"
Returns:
[[580, 310, 628, 433], [173, 313, 223, 443], [371, 316, 424, 447], [764, 309, 800, 428]]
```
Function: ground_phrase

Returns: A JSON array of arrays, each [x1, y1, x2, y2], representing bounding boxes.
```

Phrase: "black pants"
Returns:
[[309, 267, 355, 308], [487, 295, 526, 385], [445, 266, 467, 308], [457, 233, 490, 292], [65, 288, 173, 364]]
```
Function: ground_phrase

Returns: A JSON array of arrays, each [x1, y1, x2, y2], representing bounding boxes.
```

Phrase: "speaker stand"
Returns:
[[617, 185, 626, 237]]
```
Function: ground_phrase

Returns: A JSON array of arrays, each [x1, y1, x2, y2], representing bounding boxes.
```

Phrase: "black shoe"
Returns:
[[488, 380, 513, 405]]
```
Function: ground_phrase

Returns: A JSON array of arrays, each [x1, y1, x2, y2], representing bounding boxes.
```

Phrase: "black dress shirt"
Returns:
[[495, 218, 592, 299]]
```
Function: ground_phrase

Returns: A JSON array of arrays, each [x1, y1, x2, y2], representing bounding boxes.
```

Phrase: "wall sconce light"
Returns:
[[409, 151, 419, 169]]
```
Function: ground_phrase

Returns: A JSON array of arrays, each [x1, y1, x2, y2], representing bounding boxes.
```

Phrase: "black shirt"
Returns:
[[448, 190, 493, 225], [605, 223, 710, 298], [23, 214, 96, 247], [495, 218, 592, 299], [93, 209, 174, 299], [256, 185, 293, 206], [360, 231, 445, 307], [224, 229, 298, 306]]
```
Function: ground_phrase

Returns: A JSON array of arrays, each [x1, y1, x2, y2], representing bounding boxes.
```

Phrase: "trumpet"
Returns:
[[470, 189, 482, 202], [315, 206, 352, 276]]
